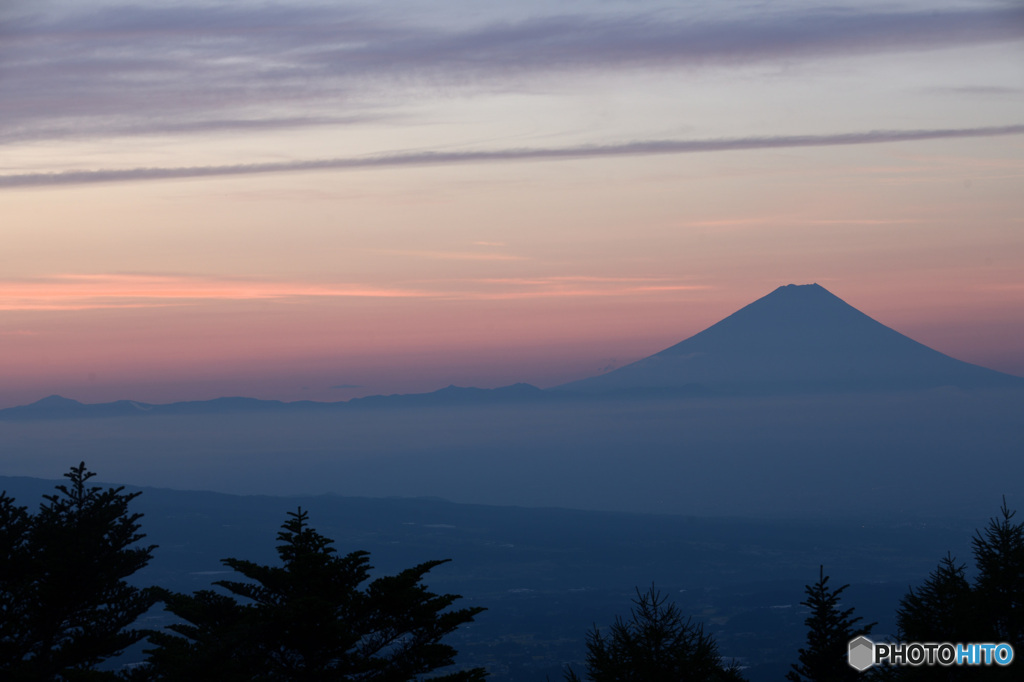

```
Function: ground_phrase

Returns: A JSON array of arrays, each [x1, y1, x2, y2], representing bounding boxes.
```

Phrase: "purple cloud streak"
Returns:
[[1, 3, 1021, 143], [2, 124, 1022, 188]]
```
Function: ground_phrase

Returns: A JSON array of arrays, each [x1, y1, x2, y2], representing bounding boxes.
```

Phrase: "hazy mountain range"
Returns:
[[4, 283, 1021, 421], [1, 284, 1021, 518]]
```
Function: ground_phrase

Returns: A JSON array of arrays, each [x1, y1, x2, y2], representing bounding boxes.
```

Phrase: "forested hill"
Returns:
[[0, 474, 990, 681]]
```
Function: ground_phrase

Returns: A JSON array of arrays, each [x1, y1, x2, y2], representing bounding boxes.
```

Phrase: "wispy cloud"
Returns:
[[926, 85, 1023, 97], [462, 285, 709, 301], [2, 3, 1021, 144], [475, 276, 687, 285], [683, 217, 924, 228], [2, 125, 1021, 188], [434, 275, 710, 301], [0, 272, 710, 310], [0, 274, 432, 311], [372, 249, 526, 262]]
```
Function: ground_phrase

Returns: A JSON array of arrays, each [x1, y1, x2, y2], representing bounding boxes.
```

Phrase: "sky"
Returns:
[[1, 0, 1022, 407]]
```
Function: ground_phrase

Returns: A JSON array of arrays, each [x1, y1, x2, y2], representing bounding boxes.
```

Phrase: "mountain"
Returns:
[[0, 395, 285, 420], [0, 383, 549, 421], [558, 283, 1023, 395], [2, 285, 1021, 517], [347, 382, 546, 408], [0, 395, 152, 419], [3, 283, 1020, 420]]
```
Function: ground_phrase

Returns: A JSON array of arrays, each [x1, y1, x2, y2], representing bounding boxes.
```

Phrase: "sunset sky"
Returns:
[[1, 0, 1022, 407]]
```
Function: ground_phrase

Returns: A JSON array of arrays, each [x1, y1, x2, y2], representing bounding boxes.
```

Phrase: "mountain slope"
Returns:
[[558, 283, 1023, 394], [0, 383, 549, 421]]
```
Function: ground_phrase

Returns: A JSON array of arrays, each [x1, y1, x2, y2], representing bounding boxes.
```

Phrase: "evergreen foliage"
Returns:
[[3, 462, 1020, 682], [896, 553, 974, 645], [894, 498, 1024, 680], [564, 585, 744, 682], [971, 496, 1024, 648], [0, 462, 157, 681], [787, 566, 874, 682], [893, 554, 976, 681], [0, 491, 34, 670], [141, 508, 486, 681]]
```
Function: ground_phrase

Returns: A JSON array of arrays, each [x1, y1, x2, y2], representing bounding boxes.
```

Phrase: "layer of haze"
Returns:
[[1, 0, 1022, 407], [3, 390, 1021, 519]]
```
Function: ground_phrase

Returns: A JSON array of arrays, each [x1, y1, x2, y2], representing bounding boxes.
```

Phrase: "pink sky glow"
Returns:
[[1, 1, 1022, 407]]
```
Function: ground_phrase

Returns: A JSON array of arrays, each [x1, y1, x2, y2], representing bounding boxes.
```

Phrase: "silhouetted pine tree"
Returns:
[[0, 491, 33, 669], [563, 585, 744, 682], [888, 498, 1024, 680], [894, 554, 976, 681], [141, 508, 486, 681], [972, 496, 1024, 649], [897, 553, 975, 644], [0, 462, 157, 680], [787, 566, 874, 682]]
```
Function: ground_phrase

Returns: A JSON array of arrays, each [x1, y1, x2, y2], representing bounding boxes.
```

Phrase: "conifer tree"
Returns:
[[891, 498, 1023, 681], [971, 496, 1024, 649], [787, 566, 874, 682], [142, 508, 486, 681], [564, 585, 744, 682], [0, 491, 33, 669], [0, 462, 157, 680], [894, 554, 977, 681], [896, 553, 975, 645]]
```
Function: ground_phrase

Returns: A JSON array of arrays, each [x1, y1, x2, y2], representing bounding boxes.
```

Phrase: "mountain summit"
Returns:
[[559, 283, 1022, 394]]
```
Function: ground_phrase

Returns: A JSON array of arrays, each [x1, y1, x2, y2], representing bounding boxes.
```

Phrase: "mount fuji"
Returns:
[[1, 283, 1021, 518], [558, 283, 1022, 395]]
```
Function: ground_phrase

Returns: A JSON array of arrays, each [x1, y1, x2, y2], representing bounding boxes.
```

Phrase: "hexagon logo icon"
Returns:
[[848, 636, 875, 671]]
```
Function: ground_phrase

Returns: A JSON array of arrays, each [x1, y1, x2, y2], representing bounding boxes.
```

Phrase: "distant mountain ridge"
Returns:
[[557, 283, 1023, 394], [3, 283, 1020, 420], [0, 383, 549, 421]]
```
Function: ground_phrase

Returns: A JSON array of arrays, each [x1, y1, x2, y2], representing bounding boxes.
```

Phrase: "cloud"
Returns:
[[476, 276, 690, 284], [1, 115, 373, 145], [0, 272, 712, 309], [927, 86, 1023, 97], [330, 384, 363, 390], [372, 249, 526, 262], [431, 275, 711, 301], [2, 125, 1022, 188], [683, 217, 924, 228], [382, 6, 1024, 75], [2, 3, 1022, 143], [0, 274, 432, 311]]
